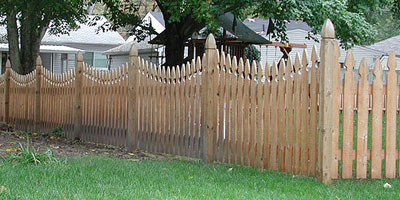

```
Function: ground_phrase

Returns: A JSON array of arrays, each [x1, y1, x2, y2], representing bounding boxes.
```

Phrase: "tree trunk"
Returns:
[[158, 3, 205, 67], [6, 10, 21, 72], [164, 24, 186, 67], [8, 3, 48, 75]]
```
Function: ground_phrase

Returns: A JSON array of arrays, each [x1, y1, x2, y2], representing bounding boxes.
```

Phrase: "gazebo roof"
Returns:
[[150, 12, 271, 45]]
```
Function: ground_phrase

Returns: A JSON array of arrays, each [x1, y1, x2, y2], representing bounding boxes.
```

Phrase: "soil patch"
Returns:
[[0, 126, 178, 161]]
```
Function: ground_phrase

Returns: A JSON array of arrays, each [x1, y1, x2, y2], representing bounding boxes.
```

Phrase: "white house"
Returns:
[[0, 15, 125, 73], [103, 12, 166, 69], [242, 18, 385, 70], [103, 37, 160, 69], [0, 44, 81, 74]]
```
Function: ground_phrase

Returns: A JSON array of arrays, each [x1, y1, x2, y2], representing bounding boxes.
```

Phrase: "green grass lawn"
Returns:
[[1, 156, 400, 199]]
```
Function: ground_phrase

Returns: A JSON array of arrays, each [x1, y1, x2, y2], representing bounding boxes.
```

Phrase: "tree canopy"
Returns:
[[130, 0, 400, 66], [0, 0, 147, 74], [1, 0, 400, 72]]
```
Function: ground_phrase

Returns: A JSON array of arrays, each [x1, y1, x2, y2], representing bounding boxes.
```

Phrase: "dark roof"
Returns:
[[368, 35, 400, 55], [149, 11, 165, 27], [150, 12, 270, 45], [243, 18, 313, 33], [218, 12, 270, 44]]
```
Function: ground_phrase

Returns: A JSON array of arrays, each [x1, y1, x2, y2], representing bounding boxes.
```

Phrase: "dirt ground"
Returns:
[[0, 124, 176, 161]]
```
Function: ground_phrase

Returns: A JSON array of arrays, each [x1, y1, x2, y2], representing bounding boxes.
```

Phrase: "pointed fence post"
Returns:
[[74, 52, 83, 140], [318, 19, 335, 184], [4, 60, 11, 124], [128, 44, 139, 151], [201, 34, 218, 162], [34, 56, 42, 131]]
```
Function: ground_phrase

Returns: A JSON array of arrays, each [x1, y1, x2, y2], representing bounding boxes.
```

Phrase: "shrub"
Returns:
[[52, 126, 64, 137], [245, 45, 261, 63], [2, 136, 57, 164]]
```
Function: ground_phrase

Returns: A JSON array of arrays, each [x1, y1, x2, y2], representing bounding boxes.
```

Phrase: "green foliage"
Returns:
[[370, 10, 400, 43], [0, 0, 149, 38], [51, 127, 64, 137], [157, 0, 252, 37], [254, 0, 382, 49], [2, 136, 57, 165], [0, 0, 87, 35], [0, 0, 152, 74], [245, 45, 261, 62], [151, 0, 400, 66]]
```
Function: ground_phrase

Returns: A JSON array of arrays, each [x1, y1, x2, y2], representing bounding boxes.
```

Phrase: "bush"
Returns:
[[2, 136, 57, 164], [52, 126, 64, 137], [245, 45, 261, 63]]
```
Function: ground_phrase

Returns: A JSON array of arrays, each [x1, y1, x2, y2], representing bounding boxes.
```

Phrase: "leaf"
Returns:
[[384, 183, 392, 189], [0, 186, 6, 192], [6, 148, 19, 152]]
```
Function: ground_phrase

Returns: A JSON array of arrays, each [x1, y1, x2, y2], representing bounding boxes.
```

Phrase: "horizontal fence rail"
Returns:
[[1, 19, 400, 183]]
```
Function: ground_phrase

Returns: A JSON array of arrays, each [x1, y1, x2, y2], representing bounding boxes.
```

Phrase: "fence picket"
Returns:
[[237, 58, 245, 165], [263, 62, 271, 169], [385, 52, 397, 178], [285, 57, 294, 173], [225, 55, 232, 163], [293, 54, 302, 174], [356, 58, 369, 179], [256, 62, 264, 169], [270, 61, 278, 170], [309, 46, 318, 176], [243, 60, 251, 166], [231, 57, 239, 164], [342, 50, 355, 179], [218, 53, 226, 162], [277, 60, 286, 171], [331, 42, 340, 179], [250, 61, 258, 167], [301, 50, 309, 175]]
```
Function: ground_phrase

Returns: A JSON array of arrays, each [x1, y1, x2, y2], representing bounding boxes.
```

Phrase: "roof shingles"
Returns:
[[368, 35, 400, 55]]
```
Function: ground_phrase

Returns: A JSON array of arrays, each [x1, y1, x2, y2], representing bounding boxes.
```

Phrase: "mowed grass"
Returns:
[[1, 156, 400, 199]]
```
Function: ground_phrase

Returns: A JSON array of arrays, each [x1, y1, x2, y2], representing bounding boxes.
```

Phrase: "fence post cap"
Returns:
[[205, 34, 216, 49], [129, 44, 138, 57], [36, 56, 42, 66], [5, 59, 11, 68], [321, 19, 335, 39], [76, 51, 84, 62]]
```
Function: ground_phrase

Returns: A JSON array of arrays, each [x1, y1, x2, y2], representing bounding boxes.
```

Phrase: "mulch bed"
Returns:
[[0, 123, 177, 161]]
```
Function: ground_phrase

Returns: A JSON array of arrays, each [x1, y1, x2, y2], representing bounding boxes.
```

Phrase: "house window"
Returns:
[[83, 52, 94, 66], [61, 54, 68, 73], [83, 52, 107, 69], [94, 53, 107, 69]]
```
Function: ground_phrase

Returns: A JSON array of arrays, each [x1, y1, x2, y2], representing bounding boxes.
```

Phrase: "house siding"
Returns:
[[110, 55, 128, 70], [109, 51, 160, 70], [67, 53, 75, 71], [257, 29, 383, 70]]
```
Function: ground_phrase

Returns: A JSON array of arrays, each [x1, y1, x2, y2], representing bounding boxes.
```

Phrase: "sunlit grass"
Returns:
[[0, 156, 400, 199]]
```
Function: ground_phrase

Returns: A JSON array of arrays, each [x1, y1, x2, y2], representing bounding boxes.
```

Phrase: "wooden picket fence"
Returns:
[[0, 19, 399, 183]]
